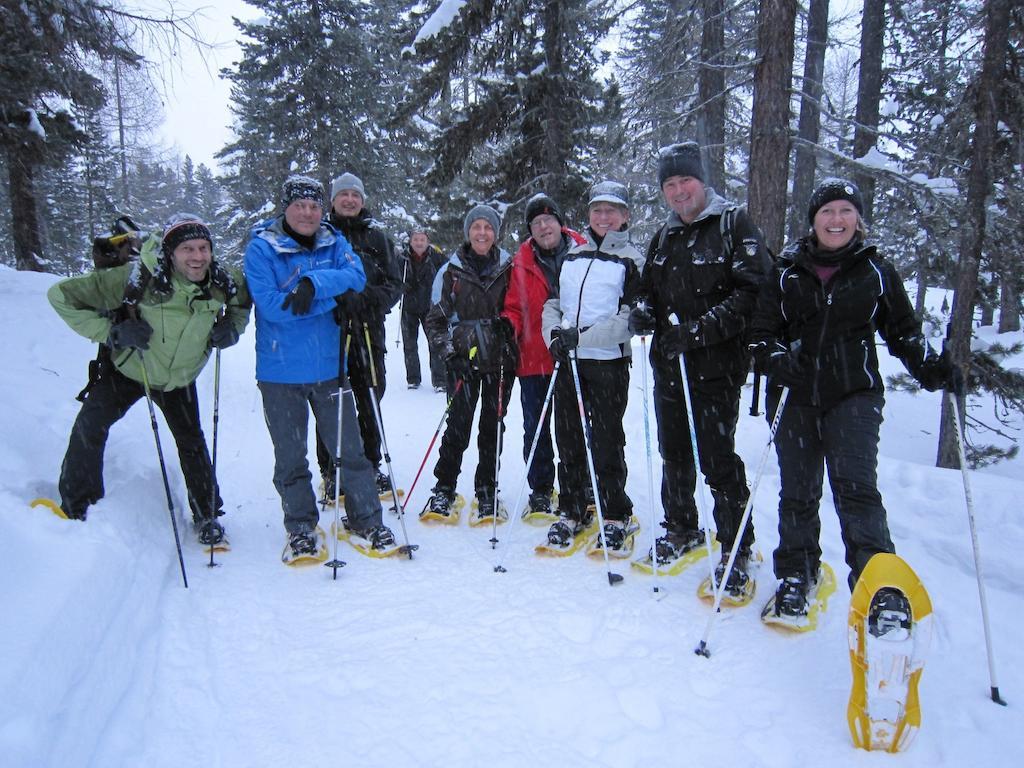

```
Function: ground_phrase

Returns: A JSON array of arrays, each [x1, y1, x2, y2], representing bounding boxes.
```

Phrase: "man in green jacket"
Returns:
[[48, 214, 251, 546]]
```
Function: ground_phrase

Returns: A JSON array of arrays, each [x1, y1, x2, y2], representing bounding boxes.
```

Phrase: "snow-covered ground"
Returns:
[[1, 264, 1021, 767]]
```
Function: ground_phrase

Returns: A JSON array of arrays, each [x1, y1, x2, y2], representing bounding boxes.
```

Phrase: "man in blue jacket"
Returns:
[[244, 175, 393, 561]]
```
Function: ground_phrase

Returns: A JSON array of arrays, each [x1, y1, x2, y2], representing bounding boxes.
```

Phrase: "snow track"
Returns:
[[1, 266, 1021, 766]]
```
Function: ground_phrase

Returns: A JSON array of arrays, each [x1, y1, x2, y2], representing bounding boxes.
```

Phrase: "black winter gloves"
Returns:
[[108, 317, 152, 351], [446, 349, 475, 382], [549, 327, 580, 363], [916, 350, 957, 393], [749, 340, 807, 388], [282, 277, 315, 315], [628, 305, 656, 336], [660, 320, 703, 359], [210, 315, 240, 349]]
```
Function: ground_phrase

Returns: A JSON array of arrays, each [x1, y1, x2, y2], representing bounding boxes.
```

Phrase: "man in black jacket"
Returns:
[[400, 228, 448, 391], [630, 142, 770, 593], [316, 172, 403, 497]]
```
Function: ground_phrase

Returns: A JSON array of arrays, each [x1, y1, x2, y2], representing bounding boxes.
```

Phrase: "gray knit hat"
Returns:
[[657, 142, 704, 186], [463, 204, 502, 241], [330, 172, 365, 201], [161, 213, 212, 257]]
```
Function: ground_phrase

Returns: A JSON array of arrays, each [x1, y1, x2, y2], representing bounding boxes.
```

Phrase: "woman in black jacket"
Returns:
[[750, 178, 954, 621]]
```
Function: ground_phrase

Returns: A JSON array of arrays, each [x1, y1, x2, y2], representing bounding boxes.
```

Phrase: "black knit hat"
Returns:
[[807, 177, 864, 224], [281, 174, 324, 210], [525, 193, 563, 228], [657, 142, 704, 187], [161, 213, 212, 257]]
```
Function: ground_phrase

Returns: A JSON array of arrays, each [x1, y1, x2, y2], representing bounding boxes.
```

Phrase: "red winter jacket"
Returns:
[[502, 228, 586, 376]]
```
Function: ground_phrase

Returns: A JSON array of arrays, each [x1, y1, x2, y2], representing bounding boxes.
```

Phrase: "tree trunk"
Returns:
[[698, 0, 726, 192], [6, 141, 46, 272], [998, 277, 1020, 332], [747, 0, 797, 256], [543, 1, 570, 200], [936, 0, 1011, 469], [852, 0, 886, 223], [787, 0, 830, 244]]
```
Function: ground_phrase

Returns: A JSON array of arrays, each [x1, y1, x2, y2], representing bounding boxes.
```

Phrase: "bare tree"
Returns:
[[937, 0, 1012, 469]]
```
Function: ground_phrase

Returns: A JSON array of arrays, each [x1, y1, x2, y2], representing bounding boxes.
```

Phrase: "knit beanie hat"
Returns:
[[463, 204, 502, 241], [657, 142, 704, 187], [807, 177, 864, 224], [525, 193, 563, 228], [588, 180, 630, 208], [281, 174, 324, 209], [161, 213, 213, 257], [330, 172, 365, 201]]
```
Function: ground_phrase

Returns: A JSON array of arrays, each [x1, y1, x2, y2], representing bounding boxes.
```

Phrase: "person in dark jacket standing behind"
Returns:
[[502, 193, 585, 521], [750, 178, 955, 620], [400, 228, 448, 392], [423, 204, 516, 523], [630, 142, 770, 593], [319, 172, 403, 497]]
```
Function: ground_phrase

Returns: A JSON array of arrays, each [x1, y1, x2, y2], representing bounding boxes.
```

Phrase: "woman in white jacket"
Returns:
[[542, 181, 645, 552]]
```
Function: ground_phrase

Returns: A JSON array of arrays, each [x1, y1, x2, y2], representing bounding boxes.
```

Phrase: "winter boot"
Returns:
[[197, 518, 226, 547], [714, 548, 752, 596], [288, 528, 319, 557], [654, 526, 705, 564], [426, 487, 456, 519], [773, 571, 816, 618], [546, 512, 591, 547], [374, 469, 391, 496], [598, 519, 630, 552], [474, 489, 508, 524], [528, 489, 554, 516]]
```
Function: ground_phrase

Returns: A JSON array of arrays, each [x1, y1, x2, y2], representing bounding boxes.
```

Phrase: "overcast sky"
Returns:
[[156, 0, 258, 171]]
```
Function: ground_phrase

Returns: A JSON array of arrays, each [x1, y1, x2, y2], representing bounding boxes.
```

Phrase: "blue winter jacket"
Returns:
[[244, 216, 366, 383]]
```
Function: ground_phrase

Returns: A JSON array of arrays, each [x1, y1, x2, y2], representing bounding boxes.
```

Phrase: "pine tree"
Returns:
[[400, 0, 614, 238]]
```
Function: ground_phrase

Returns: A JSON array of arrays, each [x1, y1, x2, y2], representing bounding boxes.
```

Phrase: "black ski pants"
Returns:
[[553, 357, 632, 522], [520, 373, 556, 495], [433, 367, 515, 495], [59, 367, 220, 521], [769, 388, 894, 589], [652, 354, 751, 550], [401, 308, 446, 389]]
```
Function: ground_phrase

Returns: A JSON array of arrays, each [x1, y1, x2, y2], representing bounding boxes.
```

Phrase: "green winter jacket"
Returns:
[[47, 241, 251, 391]]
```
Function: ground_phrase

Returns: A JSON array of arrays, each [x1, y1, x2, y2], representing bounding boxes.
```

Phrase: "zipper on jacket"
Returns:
[[811, 289, 833, 407]]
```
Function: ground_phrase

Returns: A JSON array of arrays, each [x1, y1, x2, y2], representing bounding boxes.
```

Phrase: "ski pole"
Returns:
[[324, 330, 352, 579], [489, 355, 507, 549], [406, 378, 465, 508], [695, 386, 790, 658], [570, 353, 623, 586], [749, 371, 762, 416], [948, 392, 1007, 705], [207, 345, 221, 569], [494, 361, 560, 573], [677, 347, 716, 586], [396, 259, 408, 350], [640, 336, 660, 592], [362, 323, 418, 559], [136, 349, 188, 589]]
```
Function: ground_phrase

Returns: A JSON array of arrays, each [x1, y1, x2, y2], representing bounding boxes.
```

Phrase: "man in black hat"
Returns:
[[500, 194, 585, 521], [629, 141, 771, 594]]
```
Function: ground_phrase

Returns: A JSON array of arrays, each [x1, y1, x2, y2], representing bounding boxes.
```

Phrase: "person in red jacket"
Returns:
[[502, 194, 585, 520]]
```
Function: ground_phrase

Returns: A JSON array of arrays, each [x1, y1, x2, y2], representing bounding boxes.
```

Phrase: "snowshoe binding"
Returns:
[[698, 548, 762, 607], [197, 517, 230, 553], [535, 512, 595, 557], [761, 562, 838, 632], [282, 526, 329, 566], [335, 517, 402, 558], [521, 489, 559, 526], [633, 526, 717, 575], [469, 492, 509, 527], [419, 488, 464, 525], [587, 517, 641, 560]]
